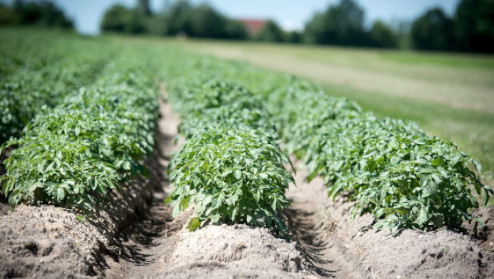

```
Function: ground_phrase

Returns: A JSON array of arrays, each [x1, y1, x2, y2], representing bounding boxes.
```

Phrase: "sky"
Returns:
[[2, 0, 461, 34]]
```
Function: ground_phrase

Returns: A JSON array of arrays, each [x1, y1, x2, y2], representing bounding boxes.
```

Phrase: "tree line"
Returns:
[[0, 0, 73, 29], [100, 0, 247, 39], [100, 0, 493, 53], [0, 0, 492, 53]]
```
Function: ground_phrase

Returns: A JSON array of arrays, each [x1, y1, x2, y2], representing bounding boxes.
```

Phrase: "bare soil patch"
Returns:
[[286, 164, 494, 279]]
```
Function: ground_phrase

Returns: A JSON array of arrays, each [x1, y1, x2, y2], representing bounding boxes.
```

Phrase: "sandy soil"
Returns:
[[0, 102, 166, 278], [103, 98, 313, 279], [1, 99, 493, 278], [471, 206, 494, 252], [0, 160, 160, 278], [286, 164, 494, 279]]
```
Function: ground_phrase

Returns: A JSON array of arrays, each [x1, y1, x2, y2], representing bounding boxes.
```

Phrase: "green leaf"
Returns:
[[164, 195, 173, 204], [122, 161, 132, 171], [57, 187, 65, 202], [187, 217, 201, 232], [472, 159, 482, 173], [234, 169, 242, 180], [416, 207, 428, 226], [210, 213, 220, 223]]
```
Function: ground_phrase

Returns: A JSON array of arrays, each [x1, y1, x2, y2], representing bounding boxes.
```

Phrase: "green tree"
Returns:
[[136, 0, 151, 16], [164, 0, 192, 35], [0, 0, 73, 29], [256, 20, 285, 42], [224, 20, 248, 40], [185, 4, 227, 38], [98, 0, 247, 39], [100, 4, 145, 34], [303, 0, 368, 46], [369, 20, 398, 48], [163, 1, 246, 39], [0, 3, 16, 25], [286, 30, 301, 43], [454, 0, 494, 53], [143, 15, 167, 35], [411, 8, 454, 51]]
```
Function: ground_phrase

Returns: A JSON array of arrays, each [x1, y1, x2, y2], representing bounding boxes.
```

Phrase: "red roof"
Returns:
[[238, 19, 266, 35]]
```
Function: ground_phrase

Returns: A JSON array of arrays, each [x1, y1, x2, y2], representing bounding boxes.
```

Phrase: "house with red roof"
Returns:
[[238, 19, 266, 35]]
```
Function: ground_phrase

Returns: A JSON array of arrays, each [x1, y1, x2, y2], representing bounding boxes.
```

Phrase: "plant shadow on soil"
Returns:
[[283, 204, 336, 277], [1, 147, 11, 212], [85, 128, 176, 273]]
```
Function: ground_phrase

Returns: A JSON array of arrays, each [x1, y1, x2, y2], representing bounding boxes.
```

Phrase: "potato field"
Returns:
[[1, 29, 493, 279]]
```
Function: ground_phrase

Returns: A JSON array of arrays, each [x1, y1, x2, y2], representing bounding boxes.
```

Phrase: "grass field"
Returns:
[[166, 39, 494, 179]]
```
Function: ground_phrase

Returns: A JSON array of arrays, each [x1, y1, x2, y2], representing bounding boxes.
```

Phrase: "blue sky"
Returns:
[[2, 0, 460, 34]]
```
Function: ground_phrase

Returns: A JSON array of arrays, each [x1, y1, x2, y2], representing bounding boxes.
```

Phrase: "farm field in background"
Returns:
[[170, 39, 494, 177]]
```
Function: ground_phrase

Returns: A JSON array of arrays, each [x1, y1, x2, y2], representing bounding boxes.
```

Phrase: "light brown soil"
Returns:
[[0, 101, 167, 278], [286, 164, 494, 279], [0, 150, 161, 278], [103, 97, 314, 279], [1, 99, 493, 279]]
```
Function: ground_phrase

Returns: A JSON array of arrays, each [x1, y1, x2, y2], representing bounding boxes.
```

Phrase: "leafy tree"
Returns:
[[454, 0, 494, 53], [163, 0, 192, 35], [256, 20, 285, 42], [136, 0, 151, 16], [369, 20, 398, 48], [185, 4, 227, 38], [286, 30, 302, 43], [390, 19, 412, 49], [0, 3, 16, 25], [411, 8, 455, 51], [303, 0, 368, 46], [163, 1, 247, 39], [100, 4, 145, 34], [143, 15, 168, 35], [0, 0, 73, 29], [224, 20, 248, 40], [99, 0, 247, 39]]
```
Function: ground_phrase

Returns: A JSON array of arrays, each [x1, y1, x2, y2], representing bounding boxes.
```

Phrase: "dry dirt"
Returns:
[[103, 99, 313, 279], [332, 197, 494, 279], [0, 129, 163, 278], [286, 165, 494, 279], [1, 99, 493, 279]]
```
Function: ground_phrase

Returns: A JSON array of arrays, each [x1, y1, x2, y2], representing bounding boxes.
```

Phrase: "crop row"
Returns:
[[266, 82, 491, 232], [0, 30, 116, 143], [0, 29, 70, 78], [162, 52, 491, 232], [165, 78, 294, 236], [0, 29, 110, 81], [1, 54, 159, 209]]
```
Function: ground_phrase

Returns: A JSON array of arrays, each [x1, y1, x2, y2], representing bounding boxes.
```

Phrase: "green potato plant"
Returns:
[[167, 126, 293, 236], [1, 57, 159, 209]]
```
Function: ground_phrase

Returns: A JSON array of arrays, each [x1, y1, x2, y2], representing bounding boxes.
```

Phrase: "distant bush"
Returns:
[[303, 0, 370, 46], [255, 20, 285, 42], [369, 20, 399, 48], [0, 0, 73, 29], [100, 4, 146, 34], [101, 0, 248, 40], [454, 0, 494, 53], [411, 0, 494, 53], [411, 8, 455, 51]]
